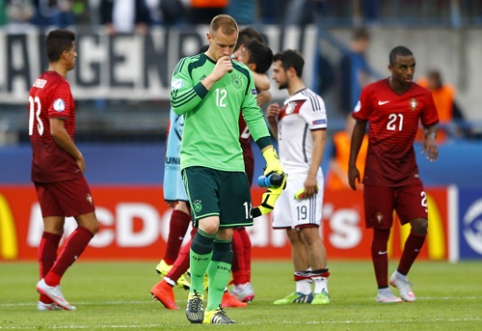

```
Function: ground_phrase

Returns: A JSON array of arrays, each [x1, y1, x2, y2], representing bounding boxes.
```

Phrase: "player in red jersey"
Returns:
[[29, 29, 99, 311], [348, 46, 439, 303]]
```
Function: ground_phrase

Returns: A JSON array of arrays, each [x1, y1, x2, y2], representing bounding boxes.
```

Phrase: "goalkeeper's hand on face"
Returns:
[[252, 173, 287, 218]]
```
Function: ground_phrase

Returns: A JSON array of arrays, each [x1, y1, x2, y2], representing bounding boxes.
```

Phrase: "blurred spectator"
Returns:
[[284, 0, 315, 26], [326, 115, 368, 190], [157, 0, 187, 26], [417, 70, 469, 140], [189, 0, 227, 25], [5, 0, 35, 32], [353, 0, 380, 25], [259, 0, 286, 24], [32, 0, 74, 27], [100, 0, 150, 35], [316, 51, 335, 97], [336, 27, 371, 118], [225, 0, 255, 25]]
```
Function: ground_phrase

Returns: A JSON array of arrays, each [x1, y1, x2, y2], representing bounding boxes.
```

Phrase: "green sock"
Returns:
[[189, 229, 214, 296], [206, 239, 233, 311]]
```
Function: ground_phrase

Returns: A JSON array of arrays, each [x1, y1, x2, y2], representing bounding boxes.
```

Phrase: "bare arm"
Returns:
[[50, 118, 85, 172], [256, 90, 272, 107], [304, 129, 326, 197], [348, 120, 367, 190], [266, 103, 279, 139], [252, 71, 270, 91], [422, 123, 438, 162]]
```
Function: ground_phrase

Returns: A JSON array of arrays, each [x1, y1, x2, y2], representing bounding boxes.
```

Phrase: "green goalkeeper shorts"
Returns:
[[182, 166, 253, 228]]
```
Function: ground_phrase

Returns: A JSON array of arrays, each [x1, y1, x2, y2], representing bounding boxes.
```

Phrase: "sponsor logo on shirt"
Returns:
[[171, 79, 184, 89], [312, 119, 326, 125], [53, 98, 65, 112]]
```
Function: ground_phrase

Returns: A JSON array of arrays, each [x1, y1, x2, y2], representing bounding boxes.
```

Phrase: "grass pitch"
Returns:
[[0, 260, 481, 330]]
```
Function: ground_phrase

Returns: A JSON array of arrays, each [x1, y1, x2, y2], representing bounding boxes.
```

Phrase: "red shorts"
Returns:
[[34, 177, 95, 218], [363, 181, 428, 230]]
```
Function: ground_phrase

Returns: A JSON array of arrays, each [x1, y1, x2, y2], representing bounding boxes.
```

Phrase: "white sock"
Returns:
[[164, 277, 176, 286], [296, 280, 312, 295], [312, 277, 328, 294]]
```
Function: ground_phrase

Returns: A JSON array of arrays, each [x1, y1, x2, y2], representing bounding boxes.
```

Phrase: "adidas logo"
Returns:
[[294, 295, 310, 303]]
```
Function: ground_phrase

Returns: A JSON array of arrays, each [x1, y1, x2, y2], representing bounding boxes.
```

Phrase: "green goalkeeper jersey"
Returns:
[[170, 53, 271, 172]]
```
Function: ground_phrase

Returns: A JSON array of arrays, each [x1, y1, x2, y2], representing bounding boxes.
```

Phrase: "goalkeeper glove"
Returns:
[[252, 174, 287, 218], [262, 147, 285, 178]]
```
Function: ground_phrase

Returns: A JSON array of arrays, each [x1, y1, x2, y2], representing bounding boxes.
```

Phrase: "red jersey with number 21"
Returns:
[[28, 71, 81, 183], [353, 78, 439, 187]]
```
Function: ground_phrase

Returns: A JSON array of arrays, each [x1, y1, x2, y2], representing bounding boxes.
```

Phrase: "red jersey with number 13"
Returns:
[[353, 78, 439, 187], [28, 71, 81, 183]]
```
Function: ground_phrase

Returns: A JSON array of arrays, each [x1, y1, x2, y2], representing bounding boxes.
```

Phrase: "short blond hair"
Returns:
[[210, 14, 238, 36]]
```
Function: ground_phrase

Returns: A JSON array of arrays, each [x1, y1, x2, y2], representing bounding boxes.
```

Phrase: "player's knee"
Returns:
[[199, 220, 219, 235], [411, 218, 428, 235], [77, 213, 100, 234]]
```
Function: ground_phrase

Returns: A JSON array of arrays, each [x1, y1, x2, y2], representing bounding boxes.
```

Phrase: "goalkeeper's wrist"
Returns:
[[262, 147, 278, 162], [258, 205, 272, 215]]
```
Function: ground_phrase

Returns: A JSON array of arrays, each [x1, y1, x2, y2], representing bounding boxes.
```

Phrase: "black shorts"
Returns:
[[182, 166, 253, 228]]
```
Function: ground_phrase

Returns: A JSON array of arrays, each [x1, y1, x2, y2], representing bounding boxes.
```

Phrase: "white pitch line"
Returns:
[[0, 296, 481, 308], [0, 317, 481, 330]]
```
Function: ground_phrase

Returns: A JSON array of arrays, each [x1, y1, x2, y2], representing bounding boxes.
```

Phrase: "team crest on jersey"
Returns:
[[232, 74, 242, 89], [86, 194, 93, 205], [409, 98, 418, 111], [171, 78, 184, 89], [53, 98, 65, 112], [285, 102, 296, 114]]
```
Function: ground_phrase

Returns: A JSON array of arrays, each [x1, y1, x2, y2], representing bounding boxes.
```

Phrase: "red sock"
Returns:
[[371, 228, 390, 288], [38, 232, 61, 302], [44, 226, 93, 286], [163, 210, 191, 265], [231, 229, 248, 285], [238, 227, 252, 282], [398, 232, 426, 275], [167, 238, 192, 281]]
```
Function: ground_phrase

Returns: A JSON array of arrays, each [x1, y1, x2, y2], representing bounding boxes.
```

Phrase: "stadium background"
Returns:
[[1, 1, 482, 263]]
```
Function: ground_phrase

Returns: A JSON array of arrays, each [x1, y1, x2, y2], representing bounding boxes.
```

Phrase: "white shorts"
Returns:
[[163, 109, 188, 202], [272, 172, 324, 229]]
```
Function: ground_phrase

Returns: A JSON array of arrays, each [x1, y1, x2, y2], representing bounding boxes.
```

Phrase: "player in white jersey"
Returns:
[[266, 49, 330, 305]]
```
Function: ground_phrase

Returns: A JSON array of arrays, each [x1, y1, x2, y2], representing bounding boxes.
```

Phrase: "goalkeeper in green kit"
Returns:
[[170, 14, 286, 324]]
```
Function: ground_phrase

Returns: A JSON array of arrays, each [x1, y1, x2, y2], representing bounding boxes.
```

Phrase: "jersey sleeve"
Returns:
[[352, 85, 372, 121], [299, 95, 327, 130], [240, 70, 270, 142], [420, 90, 439, 126], [170, 57, 208, 115], [48, 81, 73, 119]]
